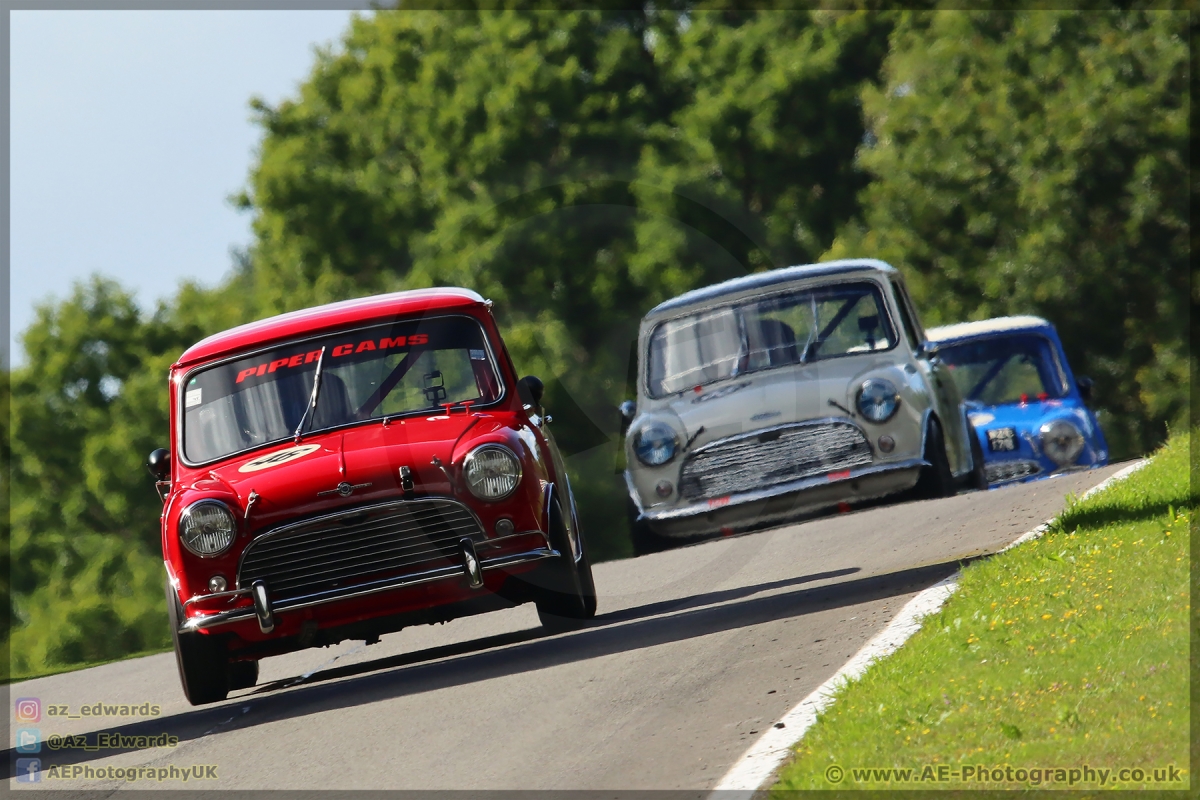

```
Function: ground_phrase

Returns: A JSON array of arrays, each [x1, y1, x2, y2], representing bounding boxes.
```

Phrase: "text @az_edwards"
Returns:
[[43, 732, 178, 751], [824, 763, 1185, 787]]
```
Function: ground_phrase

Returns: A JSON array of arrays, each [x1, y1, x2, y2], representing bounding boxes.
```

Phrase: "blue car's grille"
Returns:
[[985, 460, 1042, 484]]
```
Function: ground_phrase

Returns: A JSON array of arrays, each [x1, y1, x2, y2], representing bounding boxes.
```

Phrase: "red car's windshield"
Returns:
[[181, 316, 502, 464]]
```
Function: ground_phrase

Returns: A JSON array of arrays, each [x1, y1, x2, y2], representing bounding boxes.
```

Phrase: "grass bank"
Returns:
[[771, 430, 1192, 793]]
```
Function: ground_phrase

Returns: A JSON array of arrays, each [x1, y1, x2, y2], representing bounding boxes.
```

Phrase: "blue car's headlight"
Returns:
[[1040, 419, 1085, 466], [633, 421, 679, 467], [856, 379, 900, 423]]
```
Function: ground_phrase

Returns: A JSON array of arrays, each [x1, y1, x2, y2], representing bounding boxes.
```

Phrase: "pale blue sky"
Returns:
[[9, 9, 362, 366]]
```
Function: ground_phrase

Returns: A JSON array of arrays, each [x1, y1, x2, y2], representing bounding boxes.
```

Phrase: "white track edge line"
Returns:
[[709, 459, 1149, 796]]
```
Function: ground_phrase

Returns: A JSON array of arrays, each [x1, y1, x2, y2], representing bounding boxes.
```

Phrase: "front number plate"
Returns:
[[986, 427, 1018, 452]]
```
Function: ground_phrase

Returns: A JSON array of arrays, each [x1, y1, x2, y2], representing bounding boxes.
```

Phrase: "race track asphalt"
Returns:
[[5, 463, 1127, 791]]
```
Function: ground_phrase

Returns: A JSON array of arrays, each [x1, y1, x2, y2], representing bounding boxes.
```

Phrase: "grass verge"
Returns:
[[770, 430, 1192, 793]]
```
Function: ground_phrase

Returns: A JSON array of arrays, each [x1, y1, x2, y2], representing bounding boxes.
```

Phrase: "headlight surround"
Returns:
[[633, 421, 679, 467], [464, 445, 523, 501], [178, 500, 237, 557], [856, 379, 901, 424], [1040, 419, 1085, 466]]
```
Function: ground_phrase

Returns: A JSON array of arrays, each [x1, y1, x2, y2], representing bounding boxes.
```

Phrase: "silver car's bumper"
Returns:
[[635, 458, 925, 537]]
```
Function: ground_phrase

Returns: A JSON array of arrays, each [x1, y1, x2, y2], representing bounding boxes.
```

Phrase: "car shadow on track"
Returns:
[[0, 559, 964, 777]]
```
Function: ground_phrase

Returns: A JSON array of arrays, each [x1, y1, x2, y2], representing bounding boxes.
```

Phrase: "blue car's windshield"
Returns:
[[938, 334, 1068, 406]]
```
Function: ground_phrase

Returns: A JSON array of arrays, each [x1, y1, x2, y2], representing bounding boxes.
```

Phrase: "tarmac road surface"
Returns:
[[6, 463, 1126, 791]]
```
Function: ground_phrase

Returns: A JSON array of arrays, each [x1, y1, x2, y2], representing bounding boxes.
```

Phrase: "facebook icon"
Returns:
[[16, 758, 42, 783]]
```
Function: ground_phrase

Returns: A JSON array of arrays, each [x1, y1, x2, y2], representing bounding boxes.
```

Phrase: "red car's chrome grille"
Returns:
[[678, 420, 873, 502], [238, 498, 485, 602]]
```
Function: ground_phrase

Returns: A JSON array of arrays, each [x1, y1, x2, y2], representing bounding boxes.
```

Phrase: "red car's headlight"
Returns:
[[463, 445, 522, 501], [178, 500, 237, 557]]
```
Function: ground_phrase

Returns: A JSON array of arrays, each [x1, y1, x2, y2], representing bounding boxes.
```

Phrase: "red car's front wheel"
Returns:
[[534, 495, 597, 632], [165, 579, 233, 705]]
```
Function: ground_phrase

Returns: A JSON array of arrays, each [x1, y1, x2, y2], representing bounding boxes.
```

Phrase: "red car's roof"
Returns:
[[177, 287, 487, 366]]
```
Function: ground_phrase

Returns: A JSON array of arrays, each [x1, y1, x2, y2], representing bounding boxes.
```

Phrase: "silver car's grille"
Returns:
[[985, 460, 1042, 484], [239, 499, 484, 602], [678, 420, 873, 502]]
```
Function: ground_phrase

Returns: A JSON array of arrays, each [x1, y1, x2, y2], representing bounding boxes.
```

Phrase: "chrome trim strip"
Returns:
[[475, 529, 552, 551], [640, 458, 926, 522], [183, 586, 251, 609], [179, 546, 558, 632]]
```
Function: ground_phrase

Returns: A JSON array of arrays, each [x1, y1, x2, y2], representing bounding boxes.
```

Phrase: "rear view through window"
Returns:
[[939, 334, 1067, 406], [183, 316, 501, 463]]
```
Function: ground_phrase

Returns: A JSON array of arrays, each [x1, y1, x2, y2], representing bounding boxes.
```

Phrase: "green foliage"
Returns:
[[631, 9, 892, 294], [826, 9, 1190, 459], [6, 277, 250, 678]]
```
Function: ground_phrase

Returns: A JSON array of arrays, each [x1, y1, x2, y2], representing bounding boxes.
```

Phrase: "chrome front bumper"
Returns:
[[633, 458, 926, 529], [178, 544, 558, 634]]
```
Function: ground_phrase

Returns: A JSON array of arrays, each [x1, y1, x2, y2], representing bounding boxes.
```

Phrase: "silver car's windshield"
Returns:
[[646, 281, 896, 398], [182, 316, 502, 464]]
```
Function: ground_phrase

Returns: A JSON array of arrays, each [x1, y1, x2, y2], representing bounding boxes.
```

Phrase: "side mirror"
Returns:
[[147, 448, 171, 482], [618, 400, 636, 434], [147, 448, 171, 502], [1076, 375, 1094, 402], [517, 375, 544, 408], [920, 341, 940, 359]]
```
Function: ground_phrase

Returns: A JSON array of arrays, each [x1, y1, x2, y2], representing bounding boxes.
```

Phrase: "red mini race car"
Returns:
[[148, 288, 596, 705]]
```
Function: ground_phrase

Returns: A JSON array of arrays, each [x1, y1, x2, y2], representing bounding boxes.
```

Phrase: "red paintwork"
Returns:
[[163, 288, 563, 656]]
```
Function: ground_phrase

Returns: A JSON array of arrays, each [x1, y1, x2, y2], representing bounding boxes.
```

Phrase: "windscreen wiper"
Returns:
[[293, 346, 327, 444]]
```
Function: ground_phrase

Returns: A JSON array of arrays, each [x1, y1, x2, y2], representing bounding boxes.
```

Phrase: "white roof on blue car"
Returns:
[[926, 315, 1052, 342], [645, 258, 897, 320]]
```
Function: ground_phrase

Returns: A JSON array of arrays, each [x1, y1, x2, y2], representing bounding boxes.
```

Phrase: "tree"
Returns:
[[5, 276, 253, 678], [631, 9, 893, 299], [235, 8, 894, 556], [825, 10, 1190, 458]]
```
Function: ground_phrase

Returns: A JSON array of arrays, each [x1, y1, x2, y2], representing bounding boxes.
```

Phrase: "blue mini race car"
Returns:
[[926, 316, 1108, 487]]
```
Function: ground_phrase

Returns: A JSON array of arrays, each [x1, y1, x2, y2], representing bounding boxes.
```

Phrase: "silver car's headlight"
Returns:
[[179, 500, 237, 557], [1040, 419, 1085, 466], [856, 379, 900, 423], [633, 421, 679, 466], [464, 445, 522, 501]]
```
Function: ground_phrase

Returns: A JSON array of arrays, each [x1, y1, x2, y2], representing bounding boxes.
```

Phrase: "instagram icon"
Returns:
[[15, 698, 41, 723]]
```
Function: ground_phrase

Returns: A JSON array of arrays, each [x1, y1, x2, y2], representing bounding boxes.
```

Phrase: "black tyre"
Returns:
[[913, 418, 957, 500], [227, 659, 259, 692], [967, 425, 989, 491], [628, 497, 674, 556], [166, 580, 230, 706], [535, 496, 596, 632]]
